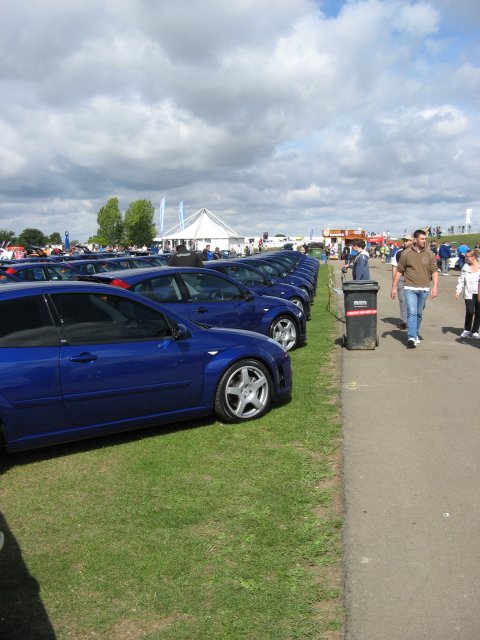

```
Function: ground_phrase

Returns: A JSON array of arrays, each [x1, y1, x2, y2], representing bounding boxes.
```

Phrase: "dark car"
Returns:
[[0, 281, 292, 453], [80, 267, 307, 351], [1, 261, 81, 281], [236, 257, 315, 302], [203, 260, 311, 318]]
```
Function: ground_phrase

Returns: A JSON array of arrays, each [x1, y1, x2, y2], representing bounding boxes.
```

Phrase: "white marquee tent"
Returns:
[[155, 208, 245, 251]]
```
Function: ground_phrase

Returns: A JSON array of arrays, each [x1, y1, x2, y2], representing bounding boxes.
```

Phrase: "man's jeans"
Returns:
[[404, 288, 429, 339], [441, 257, 449, 274]]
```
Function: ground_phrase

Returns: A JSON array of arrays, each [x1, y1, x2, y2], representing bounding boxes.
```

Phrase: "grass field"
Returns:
[[427, 232, 479, 247], [0, 265, 344, 640]]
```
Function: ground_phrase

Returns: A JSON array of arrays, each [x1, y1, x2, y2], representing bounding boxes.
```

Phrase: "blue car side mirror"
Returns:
[[173, 323, 189, 340]]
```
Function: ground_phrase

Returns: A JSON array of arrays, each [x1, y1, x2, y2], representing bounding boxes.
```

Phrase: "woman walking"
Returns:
[[455, 250, 480, 338]]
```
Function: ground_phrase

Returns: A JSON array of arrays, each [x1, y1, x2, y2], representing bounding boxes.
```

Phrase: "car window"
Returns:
[[180, 272, 244, 301], [51, 293, 173, 344], [16, 267, 47, 281], [78, 263, 96, 275], [224, 265, 264, 286], [0, 273, 14, 284], [131, 275, 183, 303], [103, 260, 130, 270], [0, 296, 58, 347], [45, 265, 79, 281]]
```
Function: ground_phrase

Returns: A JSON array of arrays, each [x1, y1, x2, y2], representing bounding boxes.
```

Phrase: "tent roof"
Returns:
[[155, 208, 244, 241]]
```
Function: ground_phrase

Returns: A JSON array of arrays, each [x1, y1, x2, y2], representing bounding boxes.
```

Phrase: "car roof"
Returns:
[[0, 280, 119, 294], [90, 266, 233, 277]]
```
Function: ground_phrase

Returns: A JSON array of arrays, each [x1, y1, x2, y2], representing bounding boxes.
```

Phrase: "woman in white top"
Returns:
[[455, 249, 480, 338]]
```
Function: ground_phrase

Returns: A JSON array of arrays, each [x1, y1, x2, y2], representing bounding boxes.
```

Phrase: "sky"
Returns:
[[0, 0, 479, 242]]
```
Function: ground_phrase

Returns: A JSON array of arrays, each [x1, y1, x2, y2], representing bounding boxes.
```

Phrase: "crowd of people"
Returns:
[[339, 231, 480, 348]]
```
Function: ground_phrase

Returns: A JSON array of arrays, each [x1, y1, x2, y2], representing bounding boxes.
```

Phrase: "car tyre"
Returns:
[[215, 359, 273, 423], [289, 296, 306, 314], [269, 315, 298, 351]]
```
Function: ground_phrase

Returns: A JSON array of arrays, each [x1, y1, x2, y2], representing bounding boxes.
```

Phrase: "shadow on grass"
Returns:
[[0, 416, 216, 473], [0, 512, 57, 640]]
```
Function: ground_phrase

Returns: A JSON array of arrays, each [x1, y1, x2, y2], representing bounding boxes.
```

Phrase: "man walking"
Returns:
[[343, 239, 371, 280], [390, 234, 413, 329], [438, 240, 451, 275], [391, 229, 438, 349]]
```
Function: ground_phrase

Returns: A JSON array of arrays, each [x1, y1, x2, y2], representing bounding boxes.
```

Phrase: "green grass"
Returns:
[[428, 232, 479, 247], [0, 265, 343, 639]]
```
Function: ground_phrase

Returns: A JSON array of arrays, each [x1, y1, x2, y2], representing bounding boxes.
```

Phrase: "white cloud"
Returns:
[[0, 0, 479, 239]]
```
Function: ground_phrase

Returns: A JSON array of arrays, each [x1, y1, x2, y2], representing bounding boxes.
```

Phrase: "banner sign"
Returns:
[[159, 197, 166, 233], [179, 201, 184, 230]]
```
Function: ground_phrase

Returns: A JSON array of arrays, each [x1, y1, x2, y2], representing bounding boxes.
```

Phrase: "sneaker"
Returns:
[[460, 330, 472, 338], [415, 336, 421, 345], [472, 332, 480, 339], [407, 338, 416, 349]]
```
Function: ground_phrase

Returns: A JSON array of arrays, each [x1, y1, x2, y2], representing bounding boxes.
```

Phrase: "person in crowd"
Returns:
[[457, 241, 470, 269], [455, 249, 480, 339], [168, 243, 203, 267], [390, 234, 413, 329], [438, 240, 452, 276], [202, 244, 213, 261], [212, 247, 222, 260], [391, 229, 438, 349], [343, 239, 370, 280]]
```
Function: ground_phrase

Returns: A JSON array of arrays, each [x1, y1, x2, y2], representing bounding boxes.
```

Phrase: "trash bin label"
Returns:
[[346, 309, 377, 316]]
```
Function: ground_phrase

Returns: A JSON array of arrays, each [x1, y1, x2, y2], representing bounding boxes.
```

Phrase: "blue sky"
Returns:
[[0, 0, 479, 241]]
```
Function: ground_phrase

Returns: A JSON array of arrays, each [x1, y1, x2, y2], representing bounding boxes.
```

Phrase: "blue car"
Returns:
[[0, 272, 20, 285], [0, 282, 292, 453], [202, 259, 311, 319], [236, 257, 315, 302], [1, 261, 81, 281], [81, 266, 307, 351]]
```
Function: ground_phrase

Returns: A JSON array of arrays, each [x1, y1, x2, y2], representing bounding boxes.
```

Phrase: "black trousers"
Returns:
[[464, 297, 480, 333]]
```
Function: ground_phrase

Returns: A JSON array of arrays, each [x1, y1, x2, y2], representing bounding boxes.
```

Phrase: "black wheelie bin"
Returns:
[[342, 280, 380, 349]]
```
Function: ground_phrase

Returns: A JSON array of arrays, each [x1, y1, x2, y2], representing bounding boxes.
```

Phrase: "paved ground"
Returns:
[[337, 258, 480, 640]]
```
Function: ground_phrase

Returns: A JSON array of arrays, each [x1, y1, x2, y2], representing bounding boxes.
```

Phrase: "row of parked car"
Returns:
[[0, 250, 319, 454]]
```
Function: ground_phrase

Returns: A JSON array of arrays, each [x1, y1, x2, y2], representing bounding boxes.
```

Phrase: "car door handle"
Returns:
[[195, 307, 209, 313], [69, 352, 98, 363]]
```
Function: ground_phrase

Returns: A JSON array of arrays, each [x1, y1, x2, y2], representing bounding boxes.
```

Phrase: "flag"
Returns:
[[466, 208, 473, 225], [65, 231, 70, 250], [179, 201, 184, 230], [159, 197, 166, 233]]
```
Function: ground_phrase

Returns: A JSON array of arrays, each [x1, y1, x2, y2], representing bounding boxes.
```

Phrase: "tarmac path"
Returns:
[[337, 258, 480, 640]]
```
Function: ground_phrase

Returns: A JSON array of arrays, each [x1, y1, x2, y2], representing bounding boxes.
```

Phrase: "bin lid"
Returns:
[[342, 279, 380, 291]]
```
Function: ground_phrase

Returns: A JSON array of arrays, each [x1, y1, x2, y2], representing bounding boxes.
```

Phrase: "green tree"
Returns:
[[97, 197, 124, 246], [48, 232, 62, 245], [18, 228, 47, 247], [0, 229, 16, 245], [123, 200, 156, 247]]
